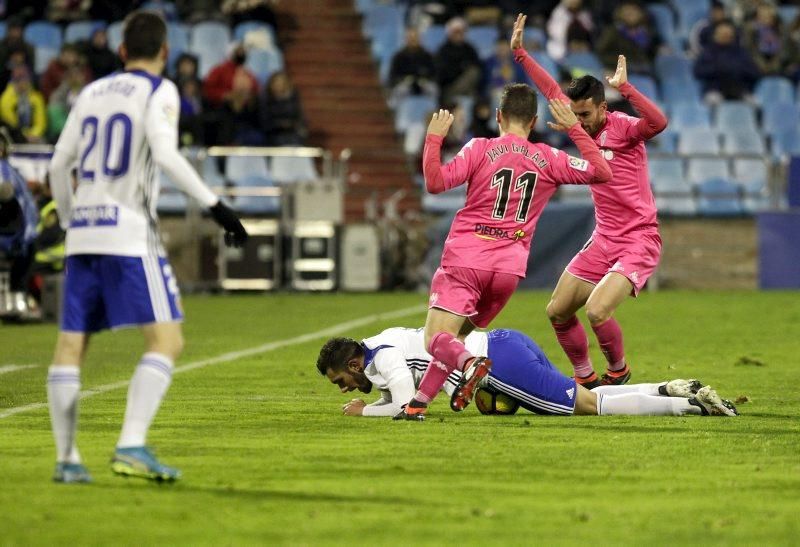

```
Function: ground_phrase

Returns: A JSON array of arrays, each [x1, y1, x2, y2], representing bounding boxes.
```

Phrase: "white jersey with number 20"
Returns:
[[49, 69, 218, 257]]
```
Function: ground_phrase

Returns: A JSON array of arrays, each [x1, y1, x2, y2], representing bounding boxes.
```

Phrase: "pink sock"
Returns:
[[591, 317, 626, 371], [428, 332, 474, 372], [552, 316, 594, 378], [414, 360, 449, 403]]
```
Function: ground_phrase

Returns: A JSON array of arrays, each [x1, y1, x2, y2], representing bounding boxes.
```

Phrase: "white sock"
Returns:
[[117, 353, 173, 448], [591, 383, 664, 396], [47, 365, 82, 464], [596, 392, 702, 416]]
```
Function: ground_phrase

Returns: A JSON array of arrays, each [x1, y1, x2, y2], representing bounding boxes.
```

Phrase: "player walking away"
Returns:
[[395, 83, 612, 421], [46, 10, 248, 483], [315, 328, 738, 418], [511, 15, 668, 390]]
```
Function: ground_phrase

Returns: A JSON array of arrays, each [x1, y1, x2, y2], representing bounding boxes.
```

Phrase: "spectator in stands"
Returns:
[[259, 70, 307, 146], [48, 0, 92, 22], [81, 26, 118, 79], [219, 68, 265, 146], [689, 1, 730, 57], [0, 49, 31, 95], [435, 17, 483, 104], [546, 0, 594, 61], [468, 98, 497, 139], [784, 13, 800, 82], [178, 77, 205, 146], [172, 53, 200, 85], [0, 66, 46, 143], [596, 2, 661, 76], [484, 37, 527, 102], [222, 0, 279, 30], [0, 18, 34, 75], [40, 44, 91, 101], [176, 0, 224, 23], [47, 62, 88, 142], [203, 43, 259, 109], [694, 20, 760, 104], [388, 28, 438, 105], [743, 1, 787, 76]]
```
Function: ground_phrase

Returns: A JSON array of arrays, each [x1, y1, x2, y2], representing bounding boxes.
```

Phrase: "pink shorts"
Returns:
[[429, 265, 520, 328], [566, 230, 662, 296]]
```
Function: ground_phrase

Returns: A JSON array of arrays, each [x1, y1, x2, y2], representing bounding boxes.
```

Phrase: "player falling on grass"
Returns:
[[511, 14, 668, 390], [395, 84, 612, 421], [316, 328, 738, 418], [46, 10, 248, 483]]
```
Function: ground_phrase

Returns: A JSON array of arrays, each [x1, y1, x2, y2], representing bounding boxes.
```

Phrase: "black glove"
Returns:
[[209, 201, 248, 248]]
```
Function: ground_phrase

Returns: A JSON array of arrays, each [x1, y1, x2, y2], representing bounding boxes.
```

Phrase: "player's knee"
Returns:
[[585, 302, 612, 325], [53, 334, 85, 365], [546, 299, 569, 323], [573, 385, 598, 415]]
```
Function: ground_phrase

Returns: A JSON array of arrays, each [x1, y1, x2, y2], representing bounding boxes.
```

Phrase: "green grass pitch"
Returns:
[[1, 291, 799, 545]]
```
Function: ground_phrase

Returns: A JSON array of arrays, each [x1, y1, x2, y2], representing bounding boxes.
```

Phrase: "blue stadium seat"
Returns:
[[628, 74, 660, 101], [157, 173, 188, 214], [225, 155, 269, 184], [559, 185, 594, 205], [34, 46, 59, 75], [0, 21, 6, 41], [648, 130, 677, 154], [733, 158, 769, 212], [395, 95, 436, 133], [655, 54, 693, 82], [687, 158, 729, 184], [233, 21, 276, 47], [65, 21, 105, 43], [770, 128, 800, 158], [530, 52, 558, 83], [754, 76, 795, 106], [649, 157, 683, 184], [562, 51, 604, 79], [168, 23, 190, 54], [190, 23, 229, 77], [661, 77, 701, 105], [722, 132, 766, 155], [466, 26, 499, 59], [245, 48, 284, 85], [404, 122, 426, 156], [524, 28, 546, 49], [355, 0, 376, 13], [673, 0, 710, 38], [714, 101, 758, 132], [141, 0, 179, 21], [696, 177, 743, 216], [203, 156, 225, 187], [761, 102, 800, 136], [362, 4, 404, 39], [24, 21, 62, 50], [420, 25, 446, 53], [779, 5, 800, 25], [647, 4, 676, 45], [107, 21, 123, 52], [270, 155, 319, 184], [669, 101, 711, 130], [233, 174, 280, 216], [678, 128, 720, 155]]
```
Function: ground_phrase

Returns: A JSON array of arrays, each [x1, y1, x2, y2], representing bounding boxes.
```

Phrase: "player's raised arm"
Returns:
[[606, 55, 668, 140], [422, 108, 478, 194], [511, 14, 567, 102], [548, 99, 611, 184], [145, 82, 248, 247]]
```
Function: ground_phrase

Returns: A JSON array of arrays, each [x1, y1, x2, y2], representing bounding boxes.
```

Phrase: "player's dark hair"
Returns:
[[316, 338, 363, 375], [123, 10, 167, 61], [499, 83, 538, 125], [565, 75, 606, 105]]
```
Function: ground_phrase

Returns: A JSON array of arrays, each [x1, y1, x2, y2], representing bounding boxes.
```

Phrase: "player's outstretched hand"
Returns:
[[547, 99, 579, 132], [427, 109, 454, 137], [606, 55, 628, 89], [343, 399, 366, 416], [510, 13, 526, 50], [210, 201, 248, 248]]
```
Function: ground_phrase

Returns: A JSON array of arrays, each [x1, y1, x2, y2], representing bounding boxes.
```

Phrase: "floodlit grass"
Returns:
[[1, 291, 798, 545]]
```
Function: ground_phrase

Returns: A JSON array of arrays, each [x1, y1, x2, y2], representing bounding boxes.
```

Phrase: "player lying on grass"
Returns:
[[315, 328, 738, 418]]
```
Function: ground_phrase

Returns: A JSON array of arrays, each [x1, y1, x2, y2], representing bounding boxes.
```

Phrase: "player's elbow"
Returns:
[[424, 171, 446, 194], [593, 164, 612, 183]]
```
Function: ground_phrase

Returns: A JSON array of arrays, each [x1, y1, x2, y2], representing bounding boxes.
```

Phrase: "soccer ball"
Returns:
[[474, 387, 520, 415]]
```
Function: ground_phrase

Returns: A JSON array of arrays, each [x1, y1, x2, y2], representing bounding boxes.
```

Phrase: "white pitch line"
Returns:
[[0, 303, 426, 420], [0, 364, 39, 375]]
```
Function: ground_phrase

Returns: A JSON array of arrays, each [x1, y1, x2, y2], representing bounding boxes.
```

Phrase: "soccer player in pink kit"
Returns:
[[511, 14, 668, 389], [395, 84, 612, 420]]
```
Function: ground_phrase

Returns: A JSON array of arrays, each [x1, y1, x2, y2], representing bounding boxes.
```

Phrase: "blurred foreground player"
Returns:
[[47, 10, 248, 483], [512, 15, 668, 389], [316, 328, 738, 418], [396, 85, 612, 421]]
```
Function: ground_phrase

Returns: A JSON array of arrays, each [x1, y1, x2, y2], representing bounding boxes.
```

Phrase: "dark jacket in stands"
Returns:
[[693, 43, 761, 99], [434, 41, 481, 87], [260, 91, 307, 146], [388, 46, 436, 88]]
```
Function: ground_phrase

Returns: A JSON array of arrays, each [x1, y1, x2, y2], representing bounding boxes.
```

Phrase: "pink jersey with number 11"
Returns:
[[423, 127, 610, 278]]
